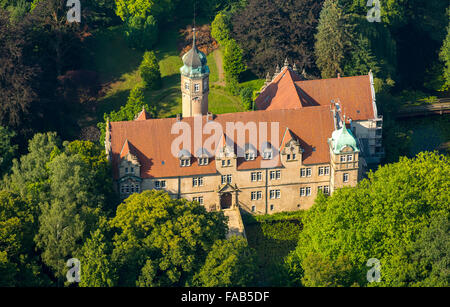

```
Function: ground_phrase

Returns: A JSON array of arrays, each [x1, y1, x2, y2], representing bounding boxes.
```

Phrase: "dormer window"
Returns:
[[180, 158, 191, 167], [245, 152, 256, 161], [262, 142, 274, 160], [244, 144, 256, 161], [199, 157, 209, 165], [178, 149, 191, 167], [263, 151, 273, 160]]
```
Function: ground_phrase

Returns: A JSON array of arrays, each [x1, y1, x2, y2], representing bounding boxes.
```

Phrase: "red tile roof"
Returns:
[[110, 107, 335, 179], [255, 68, 375, 121]]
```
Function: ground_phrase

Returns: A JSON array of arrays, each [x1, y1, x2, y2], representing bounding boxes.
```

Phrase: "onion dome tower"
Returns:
[[180, 28, 210, 117]]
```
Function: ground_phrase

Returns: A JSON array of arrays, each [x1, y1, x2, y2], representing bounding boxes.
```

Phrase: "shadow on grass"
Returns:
[[96, 89, 131, 121], [82, 26, 144, 83]]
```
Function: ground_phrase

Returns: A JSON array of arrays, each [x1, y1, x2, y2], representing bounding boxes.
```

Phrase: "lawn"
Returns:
[[82, 23, 261, 124]]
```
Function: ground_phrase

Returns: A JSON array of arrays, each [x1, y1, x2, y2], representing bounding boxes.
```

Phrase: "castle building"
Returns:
[[105, 33, 383, 214]]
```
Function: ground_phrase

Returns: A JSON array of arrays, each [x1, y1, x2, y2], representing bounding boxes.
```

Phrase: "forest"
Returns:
[[0, 0, 449, 287]]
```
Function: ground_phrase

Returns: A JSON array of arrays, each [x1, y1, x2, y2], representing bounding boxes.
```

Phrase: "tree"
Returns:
[[139, 51, 162, 90], [0, 9, 37, 129], [78, 225, 116, 287], [286, 152, 450, 287], [0, 190, 50, 286], [231, 0, 324, 77], [300, 253, 356, 287], [7, 132, 60, 204], [35, 152, 106, 280], [440, 21, 450, 91], [223, 38, 246, 94], [343, 34, 379, 77], [126, 15, 158, 50], [211, 12, 231, 44], [194, 236, 257, 287], [240, 87, 253, 111], [407, 215, 449, 287], [110, 190, 228, 286], [0, 126, 17, 177], [314, 0, 354, 78]]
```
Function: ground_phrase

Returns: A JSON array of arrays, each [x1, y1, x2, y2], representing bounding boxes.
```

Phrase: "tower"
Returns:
[[180, 28, 210, 117], [328, 123, 360, 193]]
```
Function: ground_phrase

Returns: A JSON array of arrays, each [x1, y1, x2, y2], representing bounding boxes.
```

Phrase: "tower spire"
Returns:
[[193, 27, 196, 49]]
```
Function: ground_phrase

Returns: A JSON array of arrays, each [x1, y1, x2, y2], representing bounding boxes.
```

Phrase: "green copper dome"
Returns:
[[330, 126, 360, 154], [180, 32, 210, 78]]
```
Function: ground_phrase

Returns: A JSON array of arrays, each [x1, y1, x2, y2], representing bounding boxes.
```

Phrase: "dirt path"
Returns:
[[214, 48, 226, 86]]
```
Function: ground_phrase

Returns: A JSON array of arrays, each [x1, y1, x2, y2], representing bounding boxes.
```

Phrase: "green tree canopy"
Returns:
[[110, 190, 228, 286], [194, 236, 257, 287], [314, 0, 354, 78], [0, 126, 17, 177], [139, 51, 162, 90], [286, 152, 450, 287]]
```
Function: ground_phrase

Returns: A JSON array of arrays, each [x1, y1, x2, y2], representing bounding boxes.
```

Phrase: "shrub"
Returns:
[[125, 15, 158, 50], [139, 51, 161, 90], [240, 87, 253, 110]]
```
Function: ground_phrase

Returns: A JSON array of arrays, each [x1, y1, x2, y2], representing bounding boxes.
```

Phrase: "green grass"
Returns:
[[206, 51, 219, 83], [240, 79, 265, 92], [82, 23, 263, 127], [243, 211, 304, 286]]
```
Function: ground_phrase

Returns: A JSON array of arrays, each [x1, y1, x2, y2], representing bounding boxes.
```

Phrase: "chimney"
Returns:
[[176, 114, 181, 122], [337, 73, 341, 79]]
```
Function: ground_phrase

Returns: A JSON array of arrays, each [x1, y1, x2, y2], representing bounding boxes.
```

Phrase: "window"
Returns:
[[287, 153, 297, 161], [250, 191, 262, 200], [270, 170, 281, 180], [300, 187, 311, 196], [287, 154, 291, 160], [269, 189, 280, 199], [198, 157, 209, 165], [194, 84, 200, 92], [227, 159, 231, 166], [125, 167, 128, 174], [221, 175, 232, 184], [245, 152, 256, 161], [251, 172, 262, 182], [340, 155, 347, 162], [263, 151, 273, 160], [301, 168, 312, 177], [193, 197, 204, 204], [180, 158, 191, 167], [343, 173, 349, 183], [270, 204, 274, 211], [318, 186, 329, 195], [155, 180, 166, 189], [185, 82, 190, 90], [318, 166, 330, 176], [192, 177, 204, 187], [251, 206, 256, 212], [222, 160, 226, 167], [347, 154, 353, 162]]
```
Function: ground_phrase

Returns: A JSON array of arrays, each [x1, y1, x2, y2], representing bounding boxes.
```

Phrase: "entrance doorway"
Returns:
[[220, 192, 232, 209]]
